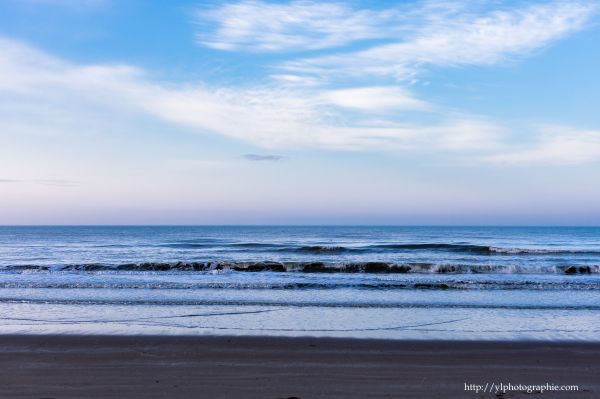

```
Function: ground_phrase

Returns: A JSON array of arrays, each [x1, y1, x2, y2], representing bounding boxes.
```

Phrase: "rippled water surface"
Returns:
[[0, 226, 599, 339]]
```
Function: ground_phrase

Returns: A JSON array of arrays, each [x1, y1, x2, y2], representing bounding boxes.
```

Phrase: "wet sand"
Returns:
[[0, 335, 599, 398]]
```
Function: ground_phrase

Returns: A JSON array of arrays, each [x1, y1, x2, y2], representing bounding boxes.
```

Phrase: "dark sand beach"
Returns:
[[1, 335, 599, 398]]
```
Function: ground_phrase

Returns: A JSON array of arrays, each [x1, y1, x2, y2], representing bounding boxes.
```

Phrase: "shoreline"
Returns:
[[1, 335, 599, 398]]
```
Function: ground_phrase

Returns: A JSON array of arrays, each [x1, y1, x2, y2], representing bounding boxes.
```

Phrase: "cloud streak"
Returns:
[[1, 1, 598, 165], [0, 37, 499, 152], [195, 0, 394, 51], [242, 154, 286, 161], [0, 178, 79, 186], [485, 127, 600, 165], [281, 1, 596, 80], [321, 87, 429, 112]]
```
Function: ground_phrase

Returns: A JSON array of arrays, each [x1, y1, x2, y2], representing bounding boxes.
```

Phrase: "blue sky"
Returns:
[[1, 0, 600, 225]]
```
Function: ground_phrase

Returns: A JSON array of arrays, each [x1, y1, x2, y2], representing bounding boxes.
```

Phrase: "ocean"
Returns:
[[1, 225, 599, 340]]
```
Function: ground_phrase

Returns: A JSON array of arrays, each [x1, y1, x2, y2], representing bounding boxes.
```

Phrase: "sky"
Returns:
[[1, 0, 600, 225]]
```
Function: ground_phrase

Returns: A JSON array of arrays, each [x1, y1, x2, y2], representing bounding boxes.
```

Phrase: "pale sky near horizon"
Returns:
[[1, 0, 600, 225]]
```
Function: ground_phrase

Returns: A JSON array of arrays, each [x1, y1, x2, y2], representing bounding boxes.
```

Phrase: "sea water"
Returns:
[[0, 226, 599, 340]]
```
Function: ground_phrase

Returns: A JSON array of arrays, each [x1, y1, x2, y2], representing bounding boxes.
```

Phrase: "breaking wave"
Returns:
[[4, 261, 599, 275]]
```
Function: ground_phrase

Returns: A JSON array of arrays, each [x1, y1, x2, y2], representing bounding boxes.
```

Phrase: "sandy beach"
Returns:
[[0, 335, 598, 398]]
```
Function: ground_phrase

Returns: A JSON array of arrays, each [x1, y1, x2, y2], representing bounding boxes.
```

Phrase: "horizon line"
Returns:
[[1, 224, 599, 228]]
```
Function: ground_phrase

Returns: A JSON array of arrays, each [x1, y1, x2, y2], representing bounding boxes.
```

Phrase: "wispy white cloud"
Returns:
[[269, 74, 321, 86], [485, 127, 600, 165], [3, 37, 500, 152], [4, 0, 594, 157], [282, 1, 596, 80], [196, 1, 596, 83], [192, 0, 598, 158], [195, 0, 395, 51], [321, 86, 429, 112], [1, 12, 598, 166]]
